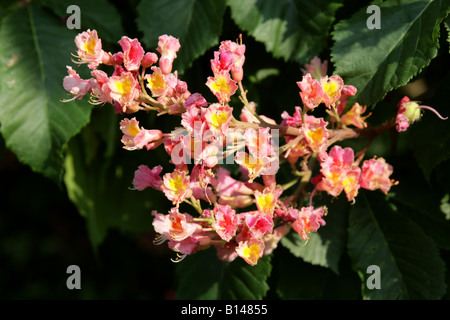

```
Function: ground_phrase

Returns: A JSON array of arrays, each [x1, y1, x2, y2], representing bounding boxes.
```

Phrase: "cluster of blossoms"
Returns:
[[63, 30, 447, 266]]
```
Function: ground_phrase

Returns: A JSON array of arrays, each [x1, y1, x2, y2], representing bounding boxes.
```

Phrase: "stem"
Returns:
[[281, 178, 299, 191], [238, 81, 268, 124], [138, 75, 165, 111]]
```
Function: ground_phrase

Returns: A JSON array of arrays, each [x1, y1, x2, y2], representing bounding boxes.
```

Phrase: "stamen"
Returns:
[[171, 253, 187, 263], [153, 234, 169, 245], [418, 105, 448, 120]]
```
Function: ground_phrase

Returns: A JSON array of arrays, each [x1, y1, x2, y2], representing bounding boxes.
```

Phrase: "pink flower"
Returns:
[[297, 73, 326, 109], [162, 169, 192, 205], [118, 36, 145, 71], [212, 204, 238, 242], [245, 212, 274, 239], [146, 67, 168, 97], [302, 115, 329, 153], [301, 56, 328, 80], [359, 157, 394, 194], [168, 235, 211, 256], [166, 208, 201, 242], [157, 35, 181, 74], [107, 71, 140, 112], [320, 75, 344, 109], [204, 103, 233, 134], [254, 186, 283, 216], [132, 165, 163, 190], [244, 127, 274, 160], [318, 145, 361, 201], [74, 29, 110, 69], [211, 50, 233, 75], [63, 66, 91, 100], [292, 206, 326, 240], [189, 180, 217, 203], [281, 106, 303, 127], [90, 70, 113, 104], [336, 85, 357, 115], [235, 152, 269, 182], [276, 207, 299, 223], [212, 167, 253, 196], [219, 40, 246, 82], [141, 52, 158, 69], [184, 93, 208, 109], [395, 96, 447, 132], [151, 209, 201, 243], [120, 118, 164, 150], [206, 71, 238, 104], [235, 239, 265, 266], [341, 103, 371, 129]]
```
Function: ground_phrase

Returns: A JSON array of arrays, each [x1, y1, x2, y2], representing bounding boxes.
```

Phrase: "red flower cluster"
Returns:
[[63, 31, 446, 266]]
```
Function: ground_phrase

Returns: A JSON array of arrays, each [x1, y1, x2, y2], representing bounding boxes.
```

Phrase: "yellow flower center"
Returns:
[[169, 174, 185, 192], [126, 122, 140, 137], [404, 102, 421, 122], [257, 194, 273, 211], [210, 110, 228, 129], [114, 78, 132, 95], [323, 81, 339, 100], [147, 73, 167, 94], [83, 38, 97, 55], [211, 76, 230, 93], [243, 243, 260, 259], [305, 127, 325, 149]]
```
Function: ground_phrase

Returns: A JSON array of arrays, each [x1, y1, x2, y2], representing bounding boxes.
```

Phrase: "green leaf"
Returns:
[[136, 0, 226, 74], [409, 72, 450, 180], [227, 0, 343, 64], [275, 247, 361, 300], [42, 0, 125, 43], [0, 4, 92, 181], [280, 197, 349, 274], [388, 166, 450, 250], [63, 110, 163, 249], [176, 247, 272, 300], [445, 16, 450, 52], [348, 191, 446, 299], [332, 0, 450, 106]]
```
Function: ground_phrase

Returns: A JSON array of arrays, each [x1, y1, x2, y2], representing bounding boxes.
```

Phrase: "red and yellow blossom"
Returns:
[[235, 239, 265, 266], [206, 71, 238, 104], [162, 169, 193, 205]]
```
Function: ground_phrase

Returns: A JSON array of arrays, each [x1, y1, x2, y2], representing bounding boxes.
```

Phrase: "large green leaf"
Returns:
[[0, 4, 92, 181], [332, 0, 450, 106], [275, 247, 361, 300], [176, 247, 272, 300], [445, 16, 450, 52], [41, 0, 125, 43], [280, 197, 349, 274], [348, 191, 446, 299], [227, 0, 343, 64], [389, 168, 450, 250], [136, 0, 226, 74], [409, 72, 450, 180]]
